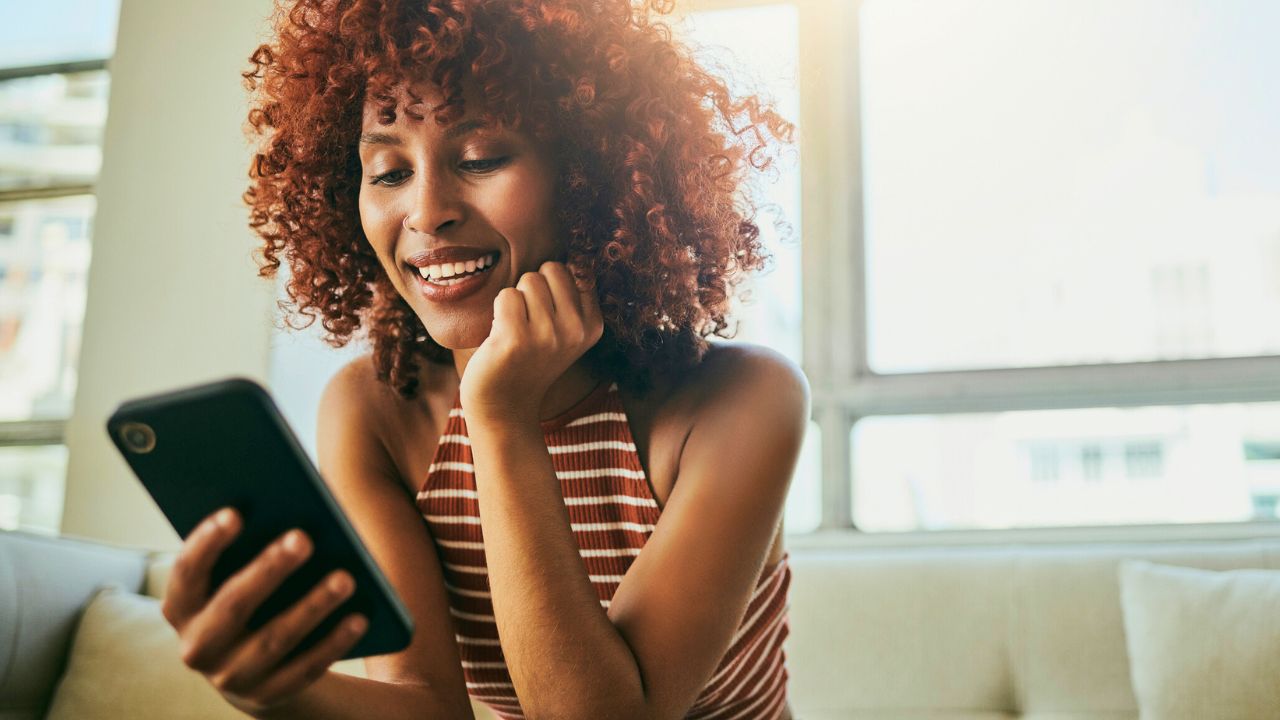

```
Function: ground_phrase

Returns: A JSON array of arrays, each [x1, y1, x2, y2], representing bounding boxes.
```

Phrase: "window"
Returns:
[[1080, 445, 1103, 482], [0, 0, 121, 534], [816, 0, 1280, 532]]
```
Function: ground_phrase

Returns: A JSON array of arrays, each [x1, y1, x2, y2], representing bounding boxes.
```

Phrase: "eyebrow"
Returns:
[[358, 118, 490, 146]]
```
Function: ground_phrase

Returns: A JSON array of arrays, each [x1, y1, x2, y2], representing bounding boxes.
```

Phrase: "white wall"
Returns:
[[62, 0, 277, 550]]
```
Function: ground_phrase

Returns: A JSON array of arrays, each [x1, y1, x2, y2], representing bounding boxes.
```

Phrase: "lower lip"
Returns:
[[412, 263, 498, 303]]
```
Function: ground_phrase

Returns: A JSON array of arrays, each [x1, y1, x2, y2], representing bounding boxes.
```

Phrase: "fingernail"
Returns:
[[328, 572, 352, 595], [215, 508, 236, 529], [348, 615, 368, 634], [284, 530, 306, 553]]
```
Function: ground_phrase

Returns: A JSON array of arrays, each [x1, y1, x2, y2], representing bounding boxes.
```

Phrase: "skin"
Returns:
[[161, 82, 807, 720]]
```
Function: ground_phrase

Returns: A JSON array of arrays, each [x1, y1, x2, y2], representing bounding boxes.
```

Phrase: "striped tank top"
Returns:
[[415, 381, 792, 719]]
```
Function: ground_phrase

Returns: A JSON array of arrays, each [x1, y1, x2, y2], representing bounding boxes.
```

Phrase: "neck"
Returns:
[[452, 347, 600, 421]]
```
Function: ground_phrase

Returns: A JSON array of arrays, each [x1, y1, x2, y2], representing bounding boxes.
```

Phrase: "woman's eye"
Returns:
[[459, 156, 510, 174], [370, 169, 410, 186]]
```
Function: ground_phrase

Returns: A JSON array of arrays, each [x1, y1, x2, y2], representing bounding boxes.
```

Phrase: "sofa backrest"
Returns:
[[0, 531, 147, 720], [786, 538, 1280, 719]]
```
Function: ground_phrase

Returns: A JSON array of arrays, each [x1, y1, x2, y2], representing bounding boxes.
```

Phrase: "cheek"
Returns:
[[358, 194, 397, 261], [491, 171, 559, 256]]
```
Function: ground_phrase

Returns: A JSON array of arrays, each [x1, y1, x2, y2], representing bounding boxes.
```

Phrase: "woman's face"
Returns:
[[357, 83, 561, 351]]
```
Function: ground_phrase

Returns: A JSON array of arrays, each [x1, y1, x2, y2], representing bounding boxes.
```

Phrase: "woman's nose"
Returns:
[[403, 173, 463, 235]]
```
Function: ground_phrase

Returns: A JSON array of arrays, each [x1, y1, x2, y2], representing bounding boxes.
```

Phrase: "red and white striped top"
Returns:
[[415, 381, 791, 719]]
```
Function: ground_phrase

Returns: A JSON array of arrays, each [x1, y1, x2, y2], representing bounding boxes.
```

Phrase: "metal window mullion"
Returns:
[[842, 355, 1280, 417], [0, 420, 65, 447], [0, 185, 96, 203], [0, 59, 107, 83], [796, 0, 863, 531], [815, 400, 854, 530]]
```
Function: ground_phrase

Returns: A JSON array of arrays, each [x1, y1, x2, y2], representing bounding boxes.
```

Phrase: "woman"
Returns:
[[160, 0, 806, 718]]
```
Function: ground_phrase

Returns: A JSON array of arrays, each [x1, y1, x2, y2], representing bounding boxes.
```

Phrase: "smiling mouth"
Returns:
[[415, 252, 499, 286]]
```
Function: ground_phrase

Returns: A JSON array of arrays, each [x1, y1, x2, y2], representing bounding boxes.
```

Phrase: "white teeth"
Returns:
[[417, 252, 499, 283]]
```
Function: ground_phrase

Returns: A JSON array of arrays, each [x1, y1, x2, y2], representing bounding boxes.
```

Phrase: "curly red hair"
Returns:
[[244, 0, 794, 398]]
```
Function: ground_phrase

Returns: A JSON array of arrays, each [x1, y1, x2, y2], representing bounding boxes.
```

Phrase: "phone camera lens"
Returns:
[[119, 422, 156, 454]]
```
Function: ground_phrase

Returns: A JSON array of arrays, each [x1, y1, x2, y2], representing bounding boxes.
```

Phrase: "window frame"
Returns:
[[681, 0, 1280, 540], [0, 57, 108, 452]]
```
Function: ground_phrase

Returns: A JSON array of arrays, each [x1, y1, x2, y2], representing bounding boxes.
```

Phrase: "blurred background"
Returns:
[[2, 0, 1278, 550]]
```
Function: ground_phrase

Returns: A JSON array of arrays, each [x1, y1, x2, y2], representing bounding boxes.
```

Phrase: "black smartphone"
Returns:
[[106, 377, 414, 660]]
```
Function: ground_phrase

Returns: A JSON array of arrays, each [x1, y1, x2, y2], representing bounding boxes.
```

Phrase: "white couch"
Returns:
[[786, 537, 1280, 719], [4, 530, 1279, 719]]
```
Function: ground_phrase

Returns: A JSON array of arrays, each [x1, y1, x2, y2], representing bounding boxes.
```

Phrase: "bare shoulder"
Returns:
[[634, 343, 807, 567], [661, 342, 809, 427], [318, 353, 395, 423], [315, 354, 400, 481], [320, 353, 454, 428], [316, 353, 455, 488], [630, 342, 809, 515]]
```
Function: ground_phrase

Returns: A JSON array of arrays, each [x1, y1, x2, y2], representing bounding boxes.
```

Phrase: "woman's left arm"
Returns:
[[462, 263, 808, 720]]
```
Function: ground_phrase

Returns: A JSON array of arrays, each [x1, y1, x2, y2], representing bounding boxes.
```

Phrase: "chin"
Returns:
[[417, 312, 493, 352]]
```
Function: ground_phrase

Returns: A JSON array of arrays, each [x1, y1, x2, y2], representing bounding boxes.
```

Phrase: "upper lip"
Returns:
[[404, 246, 497, 268]]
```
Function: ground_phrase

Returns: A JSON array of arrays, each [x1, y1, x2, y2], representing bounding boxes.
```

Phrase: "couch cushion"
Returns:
[[45, 586, 250, 720], [787, 539, 1280, 718], [0, 531, 146, 720], [1119, 561, 1280, 720], [788, 548, 1017, 714], [1014, 543, 1277, 715]]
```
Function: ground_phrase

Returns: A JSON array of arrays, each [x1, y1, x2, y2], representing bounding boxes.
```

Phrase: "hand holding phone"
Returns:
[[161, 507, 367, 714], [106, 378, 416, 712]]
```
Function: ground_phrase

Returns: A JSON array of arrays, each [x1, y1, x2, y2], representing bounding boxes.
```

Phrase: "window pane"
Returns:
[[0, 445, 67, 534], [0, 70, 111, 192], [0, 0, 121, 68], [679, 4, 803, 365], [0, 195, 94, 421], [851, 402, 1280, 531], [861, 0, 1280, 373]]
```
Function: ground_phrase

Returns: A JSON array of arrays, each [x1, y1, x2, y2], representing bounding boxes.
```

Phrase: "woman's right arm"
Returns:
[[161, 360, 475, 719]]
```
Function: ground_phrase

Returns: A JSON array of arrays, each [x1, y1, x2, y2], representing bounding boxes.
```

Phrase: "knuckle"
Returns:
[[307, 592, 334, 619], [259, 627, 289, 657], [171, 554, 196, 584], [160, 598, 180, 626], [219, 594, 251, 624], [303, 663, 328, 687], [209, 672, 235, 693], [179, 639, 206, 670]]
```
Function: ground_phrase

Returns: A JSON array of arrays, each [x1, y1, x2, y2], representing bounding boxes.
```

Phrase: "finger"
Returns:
[[181, 529, 312, 672], [516, 272, 557, 339], [539, 261, 583, 317], [492, 286, 528, 333], [163, 507, 241, 629], [212, 570, 356, 694], [246, 613, 368, 708]]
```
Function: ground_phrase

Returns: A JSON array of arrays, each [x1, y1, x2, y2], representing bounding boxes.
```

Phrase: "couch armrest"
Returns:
[[0, 531, 148, 720]]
